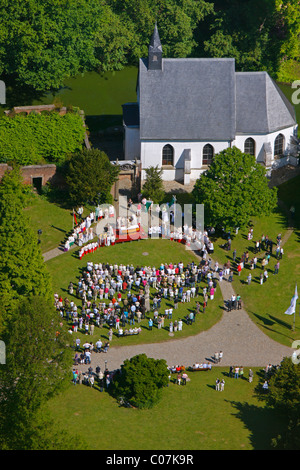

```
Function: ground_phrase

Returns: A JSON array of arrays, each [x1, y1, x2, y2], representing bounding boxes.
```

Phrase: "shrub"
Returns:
[[111, 354, 169, 409]]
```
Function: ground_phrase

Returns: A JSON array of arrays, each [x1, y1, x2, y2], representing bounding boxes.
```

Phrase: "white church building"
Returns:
[[122, 24, 298, 183]]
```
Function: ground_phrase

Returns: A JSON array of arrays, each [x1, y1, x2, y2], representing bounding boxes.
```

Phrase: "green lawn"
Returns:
[[45, 367, 286, 450], [26, 191, 74, 252], [210, 177, 300, 347], [45, 238, 223, 347]]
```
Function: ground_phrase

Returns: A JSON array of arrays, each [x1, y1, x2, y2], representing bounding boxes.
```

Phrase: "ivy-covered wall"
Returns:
[[0, 111, 86, 165]]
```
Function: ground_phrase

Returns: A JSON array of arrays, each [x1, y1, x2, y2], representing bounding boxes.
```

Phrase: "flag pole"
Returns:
[[293, 283, 297, 332]]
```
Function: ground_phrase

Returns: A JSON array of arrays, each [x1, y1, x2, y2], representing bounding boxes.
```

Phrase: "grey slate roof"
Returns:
[[137, 57, 296, 140], [148, 22, 163, 54], [139, 57, 236, 141], [235, 72, 296, 134]]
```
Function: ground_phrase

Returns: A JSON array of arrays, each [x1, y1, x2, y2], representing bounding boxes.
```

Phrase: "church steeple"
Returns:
[[148, 22, 163, 70]]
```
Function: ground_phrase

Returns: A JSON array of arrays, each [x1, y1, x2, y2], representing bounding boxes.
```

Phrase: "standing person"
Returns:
[[148, 318, 153, 330], [182, 372, 188, 385], [248, 369, 254, 383], [234, 366, 239, 379], [239, 366, 244, 380], [214, 351, 219, 363], [237, 263, 242, 276], [219, 351, 223, 363], [108, 328, 113, 341], [232, 249, 237, 262], [72, 369, 78, 385], [220, 379, 225, 391], [215, 378, 220, 391], [89, 375, 95, 387]]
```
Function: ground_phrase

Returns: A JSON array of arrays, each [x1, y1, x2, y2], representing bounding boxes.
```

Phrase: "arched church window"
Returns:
[[162, 144, 174, 166], [274, 134, 285, 157], [202, 144, 214, 165], [244, 137, 255, 156]]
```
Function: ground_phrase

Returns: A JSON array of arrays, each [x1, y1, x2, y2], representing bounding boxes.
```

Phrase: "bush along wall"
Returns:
[[0, 111, 86, 166]]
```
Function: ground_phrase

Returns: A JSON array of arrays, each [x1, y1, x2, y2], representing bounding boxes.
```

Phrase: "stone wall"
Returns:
[[0, 163, 60, 187]]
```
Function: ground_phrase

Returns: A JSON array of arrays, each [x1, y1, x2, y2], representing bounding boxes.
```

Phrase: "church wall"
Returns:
[[234, 125, 297, 163], [139, 125, 297, 181], [124, 127, 140, 160], [140, 140, 231, 181]]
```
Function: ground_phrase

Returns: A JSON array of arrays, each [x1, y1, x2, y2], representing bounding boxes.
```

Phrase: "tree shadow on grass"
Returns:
[[249, 311, 294, 341], [228, 400, 286, 450]]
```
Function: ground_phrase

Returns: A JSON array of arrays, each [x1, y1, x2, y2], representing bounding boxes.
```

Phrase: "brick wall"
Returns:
[[0, 163, 59, 186]]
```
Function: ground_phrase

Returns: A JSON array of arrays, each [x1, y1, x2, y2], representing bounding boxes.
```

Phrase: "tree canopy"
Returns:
[[142, 165, 165, 204], [192, 146, 278, 231], [1, 0, 298, 92], [0, 166, 53, 332], [65, 148, 119, 206], [0, 295, 73, 449], [263, 357, 300, 450], [111, 353, 169, 409]]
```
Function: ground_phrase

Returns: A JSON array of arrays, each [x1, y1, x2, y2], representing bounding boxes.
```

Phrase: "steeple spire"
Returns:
[[148, 22, 163, 70]]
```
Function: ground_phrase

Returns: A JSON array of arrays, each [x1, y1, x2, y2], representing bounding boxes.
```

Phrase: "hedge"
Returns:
[[0, 111, 86, 165]]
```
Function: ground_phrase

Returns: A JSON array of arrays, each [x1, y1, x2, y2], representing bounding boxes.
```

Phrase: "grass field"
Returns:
[[26, 191, 74, 252], [44, 366, 285, 450]]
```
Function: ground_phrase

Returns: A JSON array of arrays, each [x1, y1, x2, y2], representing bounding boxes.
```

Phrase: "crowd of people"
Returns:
[[55, 256, 225, 348], [235, 231, 284, 282], [63, 205, 116, 253], [56, 192, 289, 400]]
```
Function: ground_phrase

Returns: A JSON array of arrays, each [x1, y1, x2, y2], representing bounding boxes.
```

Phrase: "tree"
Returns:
[[0, 0, 214, 92], [65, 148, 119, 206], [264, 357, 300, 450], [0, 0, 106, 91], [192, 146, 278, 231], [142, 166, 165, 204], [274, 0, 300, 82], [0, 295, 73, 449], [108, 0, 214, 64], [111, 353, 169, 409], [266, 357, 300, 416], [0, 166, 53, 332]]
